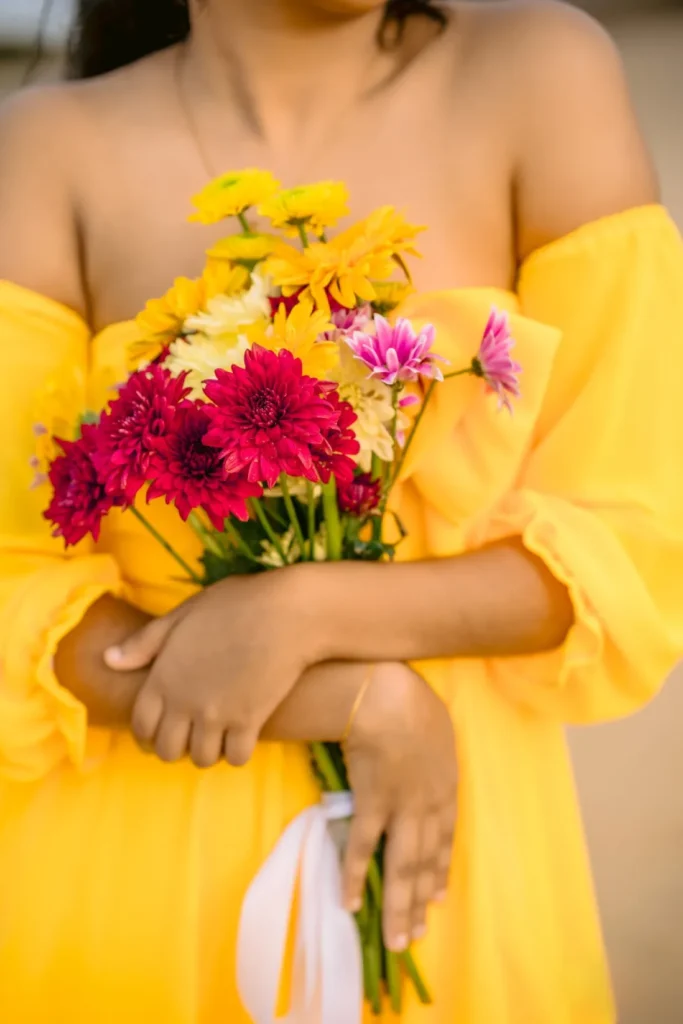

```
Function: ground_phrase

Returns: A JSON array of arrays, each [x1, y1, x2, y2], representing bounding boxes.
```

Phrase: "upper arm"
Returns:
[[0, 87, 86, 314], [510, 1, 659, 259]]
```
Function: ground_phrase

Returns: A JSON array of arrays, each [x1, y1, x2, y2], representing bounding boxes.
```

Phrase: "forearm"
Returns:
[[297, 537, 574, 664], [54, 594, 152, 727], [261, 660, 369, 742]]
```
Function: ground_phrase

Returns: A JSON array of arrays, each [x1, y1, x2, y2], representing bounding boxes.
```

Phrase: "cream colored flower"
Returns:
[[258, 522, 328, 567], [166, 334, 250, 400], [184, 270, 271, 341]]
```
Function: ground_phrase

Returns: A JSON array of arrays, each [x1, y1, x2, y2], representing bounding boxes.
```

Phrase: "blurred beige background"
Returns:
[[1, 2, 682, 1021]]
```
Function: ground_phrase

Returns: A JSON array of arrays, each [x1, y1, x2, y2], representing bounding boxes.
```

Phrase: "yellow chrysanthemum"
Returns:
[[189, 169, 280, 225], [259, 182, 349, 238], [264, 206, 424, 314], [370, 280, 414, 314], [248, 299, 339, 378], [207, 233, 280, 266], [131, 264, 248, 366]]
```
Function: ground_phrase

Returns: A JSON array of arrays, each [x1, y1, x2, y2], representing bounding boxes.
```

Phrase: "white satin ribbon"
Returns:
[[237, 791, 363, 1024]]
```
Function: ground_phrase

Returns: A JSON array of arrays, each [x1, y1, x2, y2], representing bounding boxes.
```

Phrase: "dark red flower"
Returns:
[[147, 401, 262, 529], [203, 345, 358, 489], [337, 472, 382, 517], [268, 290, 303, 317], [308, 385, 360, 485], [44, 424, 120, 546], [96, 366, 191, 504]]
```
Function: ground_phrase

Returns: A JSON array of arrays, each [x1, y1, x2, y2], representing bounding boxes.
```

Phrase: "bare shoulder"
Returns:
[[452, 0, 659, 257], [0, 54, 172, 312]]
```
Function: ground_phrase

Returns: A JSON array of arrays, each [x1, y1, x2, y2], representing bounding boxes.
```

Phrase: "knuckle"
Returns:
[[394, 860, 420, 882]]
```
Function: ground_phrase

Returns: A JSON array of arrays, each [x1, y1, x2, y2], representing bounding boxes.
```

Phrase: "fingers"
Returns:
[[412, 810, 443, 940], [223, 726, 259, 768], [343, 804, 386, 913], [382, 813, 420, 952], [131, 688, 164, 746], [154, 711, 191, 763], [104, 613, 179, 672], [190, 720, 225, 769]]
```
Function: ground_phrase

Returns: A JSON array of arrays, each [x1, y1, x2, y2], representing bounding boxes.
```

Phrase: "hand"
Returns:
[[105, 570, 314, 767], [342, 662, 457, 952], [55, 594, 152, 728]]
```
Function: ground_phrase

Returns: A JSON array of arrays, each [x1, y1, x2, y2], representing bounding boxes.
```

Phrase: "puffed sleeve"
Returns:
[[0, 281, 122, 780], [467, 207, 683, 722]]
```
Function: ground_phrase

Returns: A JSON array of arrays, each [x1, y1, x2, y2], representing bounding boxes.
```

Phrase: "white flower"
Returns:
[[258, 522, 328, 567], [166, 334, 250, 400], [329, 344, 399, 471], [185, 270, 271, 340]]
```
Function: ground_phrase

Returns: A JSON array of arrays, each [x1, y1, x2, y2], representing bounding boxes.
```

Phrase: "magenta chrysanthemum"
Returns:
[[147, 402, 262, 529], [308, 384, 360, 485], [337, 472, 382, 517], [44, 424, 120, 546], [203, 345, 359, 489], [96, 365, 191, 504], [472, 308, 521, 412], [346, 315, 443, 386]]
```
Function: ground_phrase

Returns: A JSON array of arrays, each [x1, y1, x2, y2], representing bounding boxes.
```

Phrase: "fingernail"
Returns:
[[347, 898, 362, 913], [412, 925, 427, 941], [390, 934, 408, 952], [105, 646, 122, 665]]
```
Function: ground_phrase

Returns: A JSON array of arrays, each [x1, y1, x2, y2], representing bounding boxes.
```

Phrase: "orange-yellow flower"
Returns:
[[259, 182, 349, 238], [132, 264, 247, 366], [189, 169, 280, 225], [247, 298, 338, 378], [264, 206, 424, 313]]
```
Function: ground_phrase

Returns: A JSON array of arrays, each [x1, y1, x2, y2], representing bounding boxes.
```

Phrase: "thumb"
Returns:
[[104, 613, 179, 671]]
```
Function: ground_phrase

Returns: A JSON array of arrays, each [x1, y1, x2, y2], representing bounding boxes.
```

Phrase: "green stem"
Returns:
[[444, 366, 472, 380], [250, 499, 288, 565], [188, 511, 224, 558], [223, 517, 260, 564], [279, 475, 308, 561], [296, 221, 310, 249], [131, 507, 202, 585], [367, 897, 383, 1015], [321, 479, 342, 561], [306, 481, 317, 561], [310, 742, 345, 792], [388, 378, 436, 492], [386, 950, 402, 1014], [237, 211, 251, 232]]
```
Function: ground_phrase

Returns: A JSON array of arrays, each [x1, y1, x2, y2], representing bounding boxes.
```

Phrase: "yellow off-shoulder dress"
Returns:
[[1, 206, 682, 1023]]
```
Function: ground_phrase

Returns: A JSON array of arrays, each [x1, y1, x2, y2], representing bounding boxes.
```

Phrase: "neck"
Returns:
[[184, 0, 392, 156]]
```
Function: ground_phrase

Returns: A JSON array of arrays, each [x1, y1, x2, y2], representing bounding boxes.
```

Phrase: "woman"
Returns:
[[0, 0, 681, 1020]]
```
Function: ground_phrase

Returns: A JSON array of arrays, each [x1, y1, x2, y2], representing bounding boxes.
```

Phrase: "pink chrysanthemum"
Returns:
[[472, 308, 521, 412], [96, 366, 191, 504], [346, 315, 443, 386], [148, 402, 263, 529], [44, 424, 120, 546], [329, 304, 372, 333], [337, 472, 382, 517], [203, 345, 359, 489]]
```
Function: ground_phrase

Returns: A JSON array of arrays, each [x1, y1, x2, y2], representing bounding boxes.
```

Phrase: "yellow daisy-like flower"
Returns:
[[131, 264, 247, 367], [189, 169, 280, 225], [207, 233, 280, 266], [370, 280, 414, 314], [264, 206, 424, 314], [259, 182, 349, 238], [248, 299, 339, 379]]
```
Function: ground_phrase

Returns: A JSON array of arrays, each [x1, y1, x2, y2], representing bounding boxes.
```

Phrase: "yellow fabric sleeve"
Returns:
[[468, 207, 683, 723], [0, 281, 122, 780]]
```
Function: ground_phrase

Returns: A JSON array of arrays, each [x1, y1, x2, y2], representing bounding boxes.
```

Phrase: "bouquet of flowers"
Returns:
[[41, 169, 520, 1015]]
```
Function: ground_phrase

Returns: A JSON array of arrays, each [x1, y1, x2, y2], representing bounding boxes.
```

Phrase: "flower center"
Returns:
[[249, 387, 282, 428]]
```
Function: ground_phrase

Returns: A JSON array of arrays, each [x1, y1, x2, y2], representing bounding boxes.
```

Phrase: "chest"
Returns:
[[81, 59, 516, 329]]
